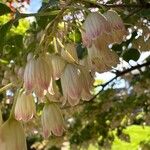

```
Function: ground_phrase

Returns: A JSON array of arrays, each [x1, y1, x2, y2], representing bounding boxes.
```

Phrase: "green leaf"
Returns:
[[112, 44, 122, 56], [138, 9, 150, 18], [68, 29, 81, 43], [0, 3, 12, 16], [0, 20, 13, 50], [0, 58, 9, 64], [76, 44, 87, 59], [123, 48, 140, 62]]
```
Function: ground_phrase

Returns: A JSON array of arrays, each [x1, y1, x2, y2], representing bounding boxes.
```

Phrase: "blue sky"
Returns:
[[27, 0, 42, 13]]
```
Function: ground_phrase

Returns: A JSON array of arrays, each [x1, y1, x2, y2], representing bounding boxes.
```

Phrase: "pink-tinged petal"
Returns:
[[82, 12, 112, 47], [52, 126, 63, 136], [104, 10, 127, 44], [15, 91, 36, 122], [51, 55, 66, 80], [68, 96, 80, 106], [41, 103, 65, 138]]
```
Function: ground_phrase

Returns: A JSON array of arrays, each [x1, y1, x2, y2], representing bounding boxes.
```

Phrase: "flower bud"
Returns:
[[15, 91, 36, 122], [0, 118, 27, 150], [41, 103, 65, 138], [27, 52, 33, 62], [4, 70, 11, 79], [17, 67, 25, 79], [1, 78, 9, 86]]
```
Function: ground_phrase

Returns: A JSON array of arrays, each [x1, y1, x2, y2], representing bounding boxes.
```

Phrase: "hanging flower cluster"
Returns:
[[81, 10, 126, 72], [0, 8, 127, 148]]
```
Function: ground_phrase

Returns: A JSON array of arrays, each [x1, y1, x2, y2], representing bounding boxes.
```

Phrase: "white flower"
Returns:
[[61, 64, 81, 106], [41, 103, 65, 138], [51, 55, 66, 80], [15, 91, 36, 122], [0, 118, 27, 150], [87, 44, 119, 72], [104, 10, 127, 43], [24, 55, 54, 97], [81, 12, 112, 48]]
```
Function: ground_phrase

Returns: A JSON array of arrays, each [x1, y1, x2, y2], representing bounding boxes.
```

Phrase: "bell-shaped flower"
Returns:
[[81, 12, 113, 49], [51, 55, 66, 80], [24, 54, 54, 97], [14, 91, 36, 122], [61, 43, 79, 63], [79, 66, 93, 101], [61, 64, 82, 106], [0, 118, 27, 150], [104, 10, 127, 44], [87, 44, 119, 72], [41, 103, 65, 138]]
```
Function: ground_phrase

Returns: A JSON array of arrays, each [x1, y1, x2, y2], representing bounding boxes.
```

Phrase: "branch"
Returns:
[[93, 61, 150, 100], [81, 0, 150, 9], [0, 83, 13, 94]]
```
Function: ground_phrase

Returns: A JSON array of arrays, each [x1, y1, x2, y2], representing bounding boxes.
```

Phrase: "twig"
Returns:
[[81, 0, 150, 9], [0, 83, 13, 94]]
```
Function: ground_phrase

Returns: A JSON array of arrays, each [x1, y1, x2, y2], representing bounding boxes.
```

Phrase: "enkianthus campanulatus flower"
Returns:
[[41, 103, 66, 138], [104, 10, 127, 44], [0, 118, 27, 150], [24, 53, 54, 97], [14, 90, 36, 122], [81, 11, 122, 72]]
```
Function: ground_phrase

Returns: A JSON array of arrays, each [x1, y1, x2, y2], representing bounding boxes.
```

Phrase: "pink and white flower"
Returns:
[[104, 10, 127, 43], [15, 91, 36, 122], [0, 118, 27, 150], [24, 54, 54, 97], [41, 103, 65, 138]]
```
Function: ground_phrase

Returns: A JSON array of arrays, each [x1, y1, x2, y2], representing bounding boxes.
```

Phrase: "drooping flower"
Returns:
[[81, 12, 113, 49], [81, 12, 119, 72], [14, 90, 36, 122], [24, 54, 54, 97], [51, 54, 66, 80], [104, 10, 127, 44], [61, 64, 82, 106], [61, 43, 79, 63], [41, 103, 65, 138], [85, 42, 118, 72], [0, 118, 27, 150], [79, 66, 93, 101], [60, 62, 93, 105]]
